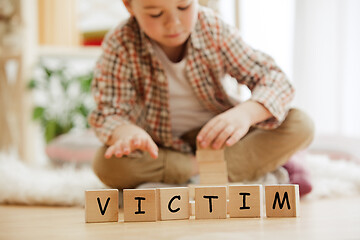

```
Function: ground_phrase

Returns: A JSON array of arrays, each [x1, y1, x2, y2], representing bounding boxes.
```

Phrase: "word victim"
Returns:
[[85, 184, 300, 223]]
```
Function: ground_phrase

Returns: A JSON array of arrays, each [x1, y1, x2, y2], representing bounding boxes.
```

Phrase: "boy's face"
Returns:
[[124, 0, 198, 49]]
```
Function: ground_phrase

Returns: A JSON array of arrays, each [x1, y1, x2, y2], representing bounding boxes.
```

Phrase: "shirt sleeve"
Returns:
[[88, 35, 137, 144], [218, 21, 295, 129]]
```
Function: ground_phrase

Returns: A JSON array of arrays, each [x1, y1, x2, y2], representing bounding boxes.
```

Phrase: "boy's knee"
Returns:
[[92, 146, 140, 189], [281, 108, 315, 147]]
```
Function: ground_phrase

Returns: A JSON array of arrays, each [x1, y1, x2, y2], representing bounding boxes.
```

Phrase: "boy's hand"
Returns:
[[196, 107, 251, 150], [105, 124, 159, 159], [196, 100, 272, 150]]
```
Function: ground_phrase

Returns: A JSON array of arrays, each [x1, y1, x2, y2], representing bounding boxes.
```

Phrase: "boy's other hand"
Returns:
[[105, 124, 159, 159], [196, 100, 272, 150]]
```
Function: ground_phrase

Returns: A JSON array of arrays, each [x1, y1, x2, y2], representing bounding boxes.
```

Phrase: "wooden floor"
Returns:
[[1, 196, 360, 240]]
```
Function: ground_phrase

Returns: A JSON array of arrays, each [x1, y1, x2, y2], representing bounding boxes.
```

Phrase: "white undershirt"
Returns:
[[151, 41, 217, 138]]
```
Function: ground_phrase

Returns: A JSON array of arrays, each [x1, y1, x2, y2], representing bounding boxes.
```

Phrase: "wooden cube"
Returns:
[[228, 184, 262, 218], [200, 172, 228, 184], [156, 188, 161, 220], [265, 184, 300, 217], [189, 184, 229, 201], [123, 189, 157, 222], [188, 184, 196, 201], [199, 161, 227, 174], [189, 200, 195, 217], [159, 187, 189, 221], [196, 149, 225, 162], [195, 186, 227, 219], [85, 189, 119, 223]]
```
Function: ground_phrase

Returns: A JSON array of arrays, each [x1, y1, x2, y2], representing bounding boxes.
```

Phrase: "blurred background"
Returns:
[[1, 0, 359, 166]]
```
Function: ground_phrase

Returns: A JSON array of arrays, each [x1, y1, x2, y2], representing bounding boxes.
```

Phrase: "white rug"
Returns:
[[0, 152, 106, 207], [302, 154, 360, 200], [0, 151, 360, 207]]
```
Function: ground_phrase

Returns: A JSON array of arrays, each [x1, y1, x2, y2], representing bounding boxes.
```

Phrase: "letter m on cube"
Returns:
[[265, 184, 300, 217]]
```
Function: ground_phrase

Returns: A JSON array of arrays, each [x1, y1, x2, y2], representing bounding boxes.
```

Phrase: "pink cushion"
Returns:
[[46, 130, 102, 164]]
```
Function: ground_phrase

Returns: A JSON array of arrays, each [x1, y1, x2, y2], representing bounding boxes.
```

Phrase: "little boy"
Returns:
[[89, 0, 314, 195]]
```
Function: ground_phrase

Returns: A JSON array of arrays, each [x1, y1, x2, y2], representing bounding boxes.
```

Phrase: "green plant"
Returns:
[[28, 61, 94, 143]]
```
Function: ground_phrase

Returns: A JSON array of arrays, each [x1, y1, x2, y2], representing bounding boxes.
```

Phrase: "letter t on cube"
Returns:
[[195, 186, 227, 219]]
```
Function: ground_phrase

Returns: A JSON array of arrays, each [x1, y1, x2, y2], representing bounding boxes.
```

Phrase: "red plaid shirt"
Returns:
[[88, 7, 295, 153]]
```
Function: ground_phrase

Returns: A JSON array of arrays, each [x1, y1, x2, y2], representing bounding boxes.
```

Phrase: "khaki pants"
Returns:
[[92, 109, 314, 189]]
